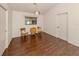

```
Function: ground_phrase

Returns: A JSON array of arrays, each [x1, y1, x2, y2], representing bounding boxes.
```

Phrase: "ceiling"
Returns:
[[7, 3, 57, 14]]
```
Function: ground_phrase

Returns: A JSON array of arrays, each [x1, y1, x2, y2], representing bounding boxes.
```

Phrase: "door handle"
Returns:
[[5, 30, 7, 32], [57, 26, 60, 28]]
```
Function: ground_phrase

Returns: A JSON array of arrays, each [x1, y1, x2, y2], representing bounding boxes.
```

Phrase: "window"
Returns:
[[25, 16, 37, 25]]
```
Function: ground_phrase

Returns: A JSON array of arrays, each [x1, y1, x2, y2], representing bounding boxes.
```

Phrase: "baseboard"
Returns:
[[2, 38, 13, 56], [68, 40, 79, 47], [43, 31, 57, 38], [43, 31, 79, 47], [2, 48, 7, 56]]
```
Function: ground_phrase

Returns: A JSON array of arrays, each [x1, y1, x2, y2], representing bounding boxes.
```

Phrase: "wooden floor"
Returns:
[[3, 32, 79, 56]]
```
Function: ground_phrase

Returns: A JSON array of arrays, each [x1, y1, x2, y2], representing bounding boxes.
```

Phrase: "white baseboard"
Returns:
[[68, 40, 79, 47], [5, 38, 12, 48], [44, 31, 79, 47]]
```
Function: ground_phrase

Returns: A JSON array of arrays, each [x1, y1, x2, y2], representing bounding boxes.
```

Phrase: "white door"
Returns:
[[56, 12, 68, 41], [0, 6, 6, 55]]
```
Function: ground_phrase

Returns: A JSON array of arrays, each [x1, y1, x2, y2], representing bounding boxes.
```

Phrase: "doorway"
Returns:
[[56, 12, 68, 41], [0, 5, 6, 55]]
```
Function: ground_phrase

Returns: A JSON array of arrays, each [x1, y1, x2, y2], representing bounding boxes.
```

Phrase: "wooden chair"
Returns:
[[37, 27, 42, 38], [20, 28, 28, 38], [30, 27, 37, 35], [37, 27, 41, 33]]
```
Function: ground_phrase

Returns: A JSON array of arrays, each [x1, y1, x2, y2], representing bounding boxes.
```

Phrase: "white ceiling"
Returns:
[[7, 3, 56, 14]]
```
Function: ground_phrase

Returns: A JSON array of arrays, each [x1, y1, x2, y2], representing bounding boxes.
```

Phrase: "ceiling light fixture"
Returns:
[[33, 3, 40, 15], [34, 10, 40, 15]]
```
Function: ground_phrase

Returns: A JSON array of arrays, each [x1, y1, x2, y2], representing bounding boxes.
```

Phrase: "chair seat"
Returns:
[[20, 28, 28, 36], [21, 32, 28, 36]]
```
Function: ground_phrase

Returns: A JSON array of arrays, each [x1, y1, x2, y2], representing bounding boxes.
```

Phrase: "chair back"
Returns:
[[20, 28, 26, 34], [30, 27, 37, 34], [37, 27, 41, 32]]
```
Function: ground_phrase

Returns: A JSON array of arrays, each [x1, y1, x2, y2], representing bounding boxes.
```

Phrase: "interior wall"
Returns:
[[12, 11, 44, 37], [44, 3, 79, 47], [7, 9, 12, 48], [0, 3, 12, 55], [44, 7, 56, 37], [0, 4, 13, 49]]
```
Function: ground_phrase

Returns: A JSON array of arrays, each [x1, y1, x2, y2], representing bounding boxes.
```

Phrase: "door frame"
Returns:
[[56, 12, 68, 42], [0, 4, 8, 48]]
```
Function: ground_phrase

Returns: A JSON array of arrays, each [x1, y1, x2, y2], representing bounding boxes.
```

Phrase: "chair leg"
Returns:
[[30, 33, 36, 39], [38, 32, 42, 38]]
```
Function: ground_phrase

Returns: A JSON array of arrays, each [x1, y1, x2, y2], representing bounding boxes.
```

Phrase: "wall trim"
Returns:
[[44, 31, 79, 48]]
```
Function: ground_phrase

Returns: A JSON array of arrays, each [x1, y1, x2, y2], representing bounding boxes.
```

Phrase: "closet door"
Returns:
[[56, 12, 68, 41], [0, 6, 6, 55]]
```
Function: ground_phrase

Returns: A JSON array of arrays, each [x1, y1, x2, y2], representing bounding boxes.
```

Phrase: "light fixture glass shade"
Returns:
[[35, 10, 40, 15]]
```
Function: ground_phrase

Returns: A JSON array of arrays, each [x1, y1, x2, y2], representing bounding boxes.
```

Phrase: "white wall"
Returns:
[[12, 11, 44, 37], [0, 3, 13, 49], [7, 9, 12, 48], [0, 3, 12, 55], [44, 4, 79, 47], [44, 7, 56, 37]]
